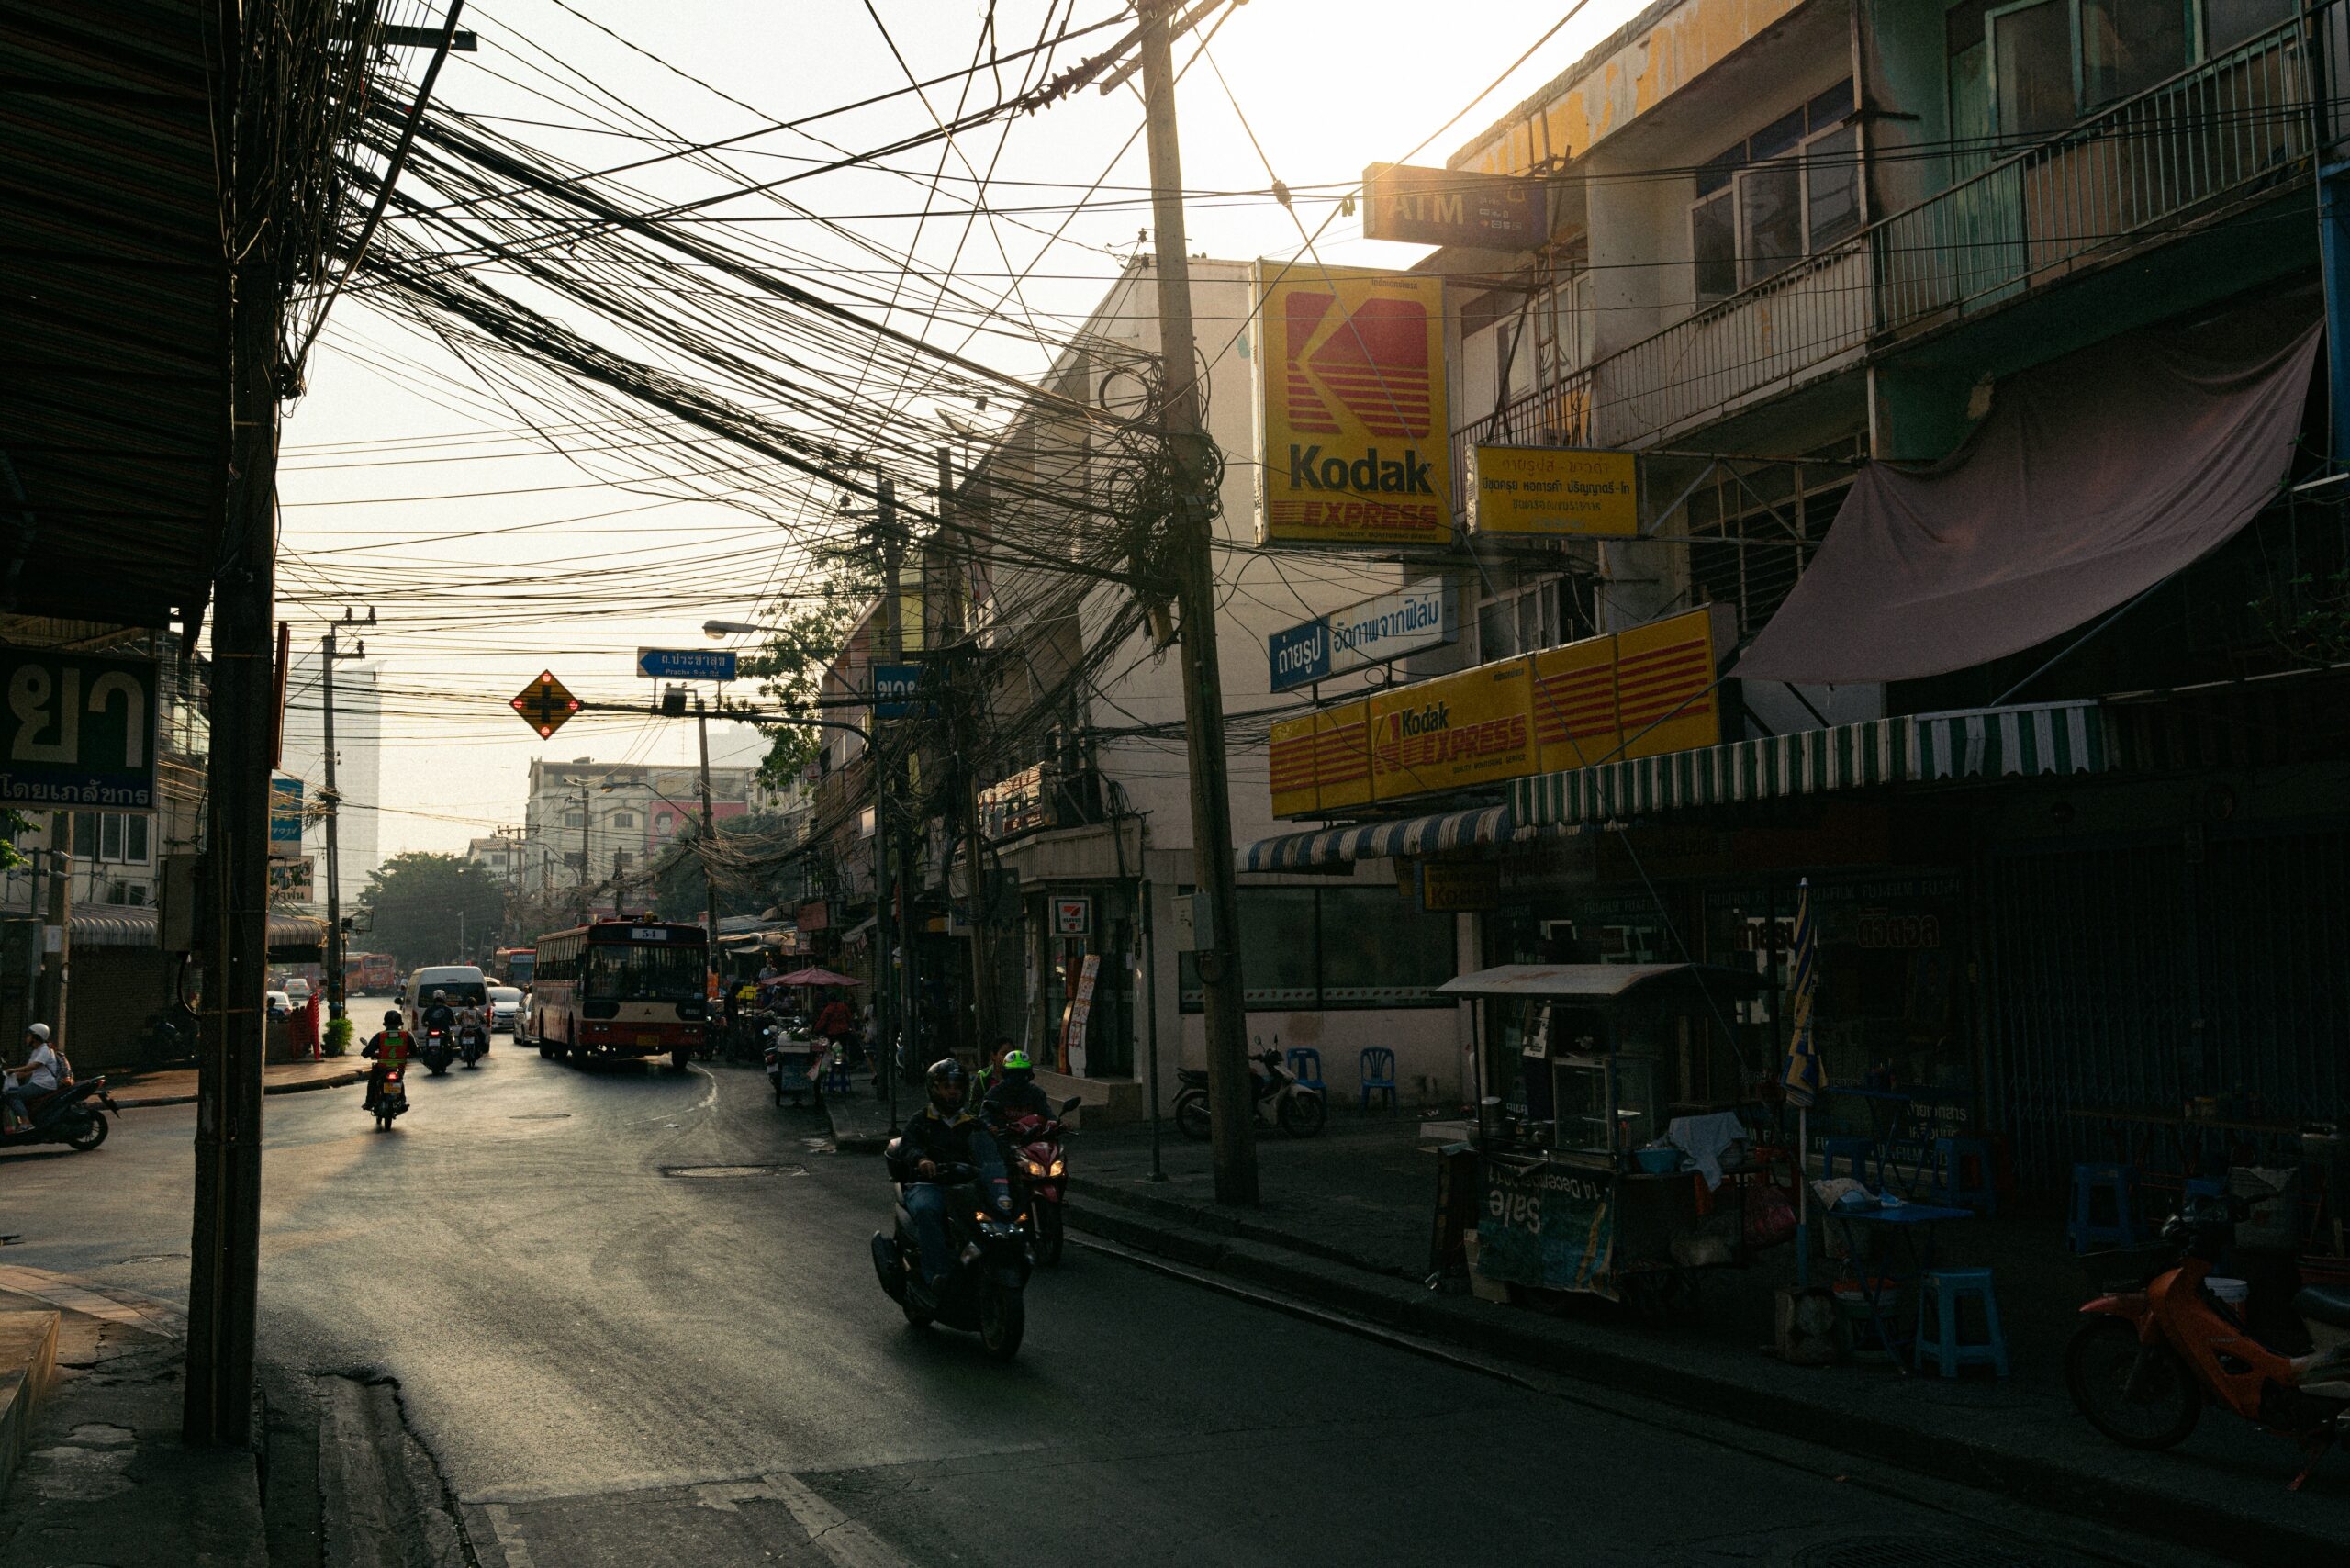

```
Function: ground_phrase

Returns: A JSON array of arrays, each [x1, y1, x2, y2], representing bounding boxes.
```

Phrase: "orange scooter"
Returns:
[[2068, 1193, 2350, 1489]]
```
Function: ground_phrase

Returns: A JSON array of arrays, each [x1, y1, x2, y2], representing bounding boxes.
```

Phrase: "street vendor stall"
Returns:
[[1442, 963, 1790, 1316]]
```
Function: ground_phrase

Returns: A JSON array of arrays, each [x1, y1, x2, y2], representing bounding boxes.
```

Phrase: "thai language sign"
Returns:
[[1468, 446, 1640, 536], [0, 648, 158, 810], [1270, 608, 1725, 818], [1255, 263, 1450, 548], [1267, 581, 1456, 693]]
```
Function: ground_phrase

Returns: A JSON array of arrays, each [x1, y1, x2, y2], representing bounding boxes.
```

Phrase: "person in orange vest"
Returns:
[[362, 1009, 414, 1113]]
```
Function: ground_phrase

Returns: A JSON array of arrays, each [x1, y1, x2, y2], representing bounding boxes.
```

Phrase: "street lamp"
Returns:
[[703, 620, 764, 639]]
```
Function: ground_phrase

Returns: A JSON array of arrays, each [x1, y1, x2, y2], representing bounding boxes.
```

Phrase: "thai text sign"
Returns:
[[1468, 446, 1640, 536], [269, 778, 305, 857], [0, 648, 158, 809], [268, 857, 316, 903], [1255, 263, 1450, 548], [1361, 162, 1548, 250], [1268, 582, 1456, 693], [1270, 608, 1724, 818]]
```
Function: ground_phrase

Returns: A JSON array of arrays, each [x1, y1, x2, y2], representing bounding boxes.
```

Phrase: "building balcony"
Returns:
[[1457, 12, 2315, 462]]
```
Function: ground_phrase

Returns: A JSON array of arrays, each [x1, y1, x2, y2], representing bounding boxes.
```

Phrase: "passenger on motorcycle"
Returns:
[[980, 1049, 1051, 1129], [885, 1058, 985, 1305], [3, 1022, 62, 1133], [363, 1010, 414, 1111]]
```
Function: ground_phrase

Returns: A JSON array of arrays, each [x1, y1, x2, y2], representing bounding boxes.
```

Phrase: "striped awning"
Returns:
[[1238, 803, 1520, 873], [1512, 700, 2118, 828], [70, 904, 330, 957]]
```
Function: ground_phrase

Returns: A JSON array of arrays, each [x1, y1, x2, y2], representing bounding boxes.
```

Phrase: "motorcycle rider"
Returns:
[[980, 1048, 1052, 1129], [421, 988, 456, 1039], [885, 1058, 983, 1306], [2, 1022, 62, 1133], [362, 1009, 414, 1112], [455, 992, 487, 1058]]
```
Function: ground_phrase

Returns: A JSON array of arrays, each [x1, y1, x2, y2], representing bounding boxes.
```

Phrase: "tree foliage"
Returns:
[[737, 544, 878, 785], [356, 851, 507, 970]]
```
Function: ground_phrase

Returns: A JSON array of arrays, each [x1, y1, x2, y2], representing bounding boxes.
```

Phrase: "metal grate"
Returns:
[[662, 1164, 803, 1179], [1793, 1537, 2037, 1568]]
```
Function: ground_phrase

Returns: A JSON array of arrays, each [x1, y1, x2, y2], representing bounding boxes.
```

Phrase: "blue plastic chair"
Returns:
[[1930, 1136, 1998, 1214], [2068, 1163, 2143, 1253], [1820, 1137, 1881, 1187], [1359, 1047, 1397, 1113], [1285, 1047, 1326, 1095], [1913, 1268, 2010, 1379]]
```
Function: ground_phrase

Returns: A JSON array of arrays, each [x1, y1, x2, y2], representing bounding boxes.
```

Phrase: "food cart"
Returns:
[[1440, 963, 1784, 1317]]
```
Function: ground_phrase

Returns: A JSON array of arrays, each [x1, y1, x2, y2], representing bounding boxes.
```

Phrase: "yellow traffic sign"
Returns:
[[510, 670, 581, 739]]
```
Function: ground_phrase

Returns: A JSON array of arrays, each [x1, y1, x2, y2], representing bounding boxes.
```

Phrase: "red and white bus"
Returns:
[[526, 920, 709, 1070]]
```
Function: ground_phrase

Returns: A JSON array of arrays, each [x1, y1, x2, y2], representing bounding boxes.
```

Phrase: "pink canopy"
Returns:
[[773, 967, 861, 988]]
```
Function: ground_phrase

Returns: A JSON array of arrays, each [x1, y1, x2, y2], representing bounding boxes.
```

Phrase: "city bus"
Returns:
[[344, 952, 397, 995], [525, 920, 709, 1070], [491, 946, 537, 989]]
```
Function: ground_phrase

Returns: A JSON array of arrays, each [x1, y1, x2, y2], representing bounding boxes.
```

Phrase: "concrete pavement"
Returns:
[[107, 1058, 367, 1108], [0, 1051, 2255, 1566]]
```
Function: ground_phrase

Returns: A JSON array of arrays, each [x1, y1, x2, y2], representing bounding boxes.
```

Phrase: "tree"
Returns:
[[737, 546, 878, 785], [356, 852, 507, 971]]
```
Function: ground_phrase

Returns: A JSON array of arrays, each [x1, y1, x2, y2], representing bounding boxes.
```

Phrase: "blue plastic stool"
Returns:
[[822, 1057, 852, 1096], [1285, 1047, 1326, 1095], [1914, 1268, 2010, 1379], [1820, 1137, 1880, 1185], [1931, 1136, 1998, 1214], [1358, 1047, 1398, 1113], [2067, 1163, 2142, 1252]]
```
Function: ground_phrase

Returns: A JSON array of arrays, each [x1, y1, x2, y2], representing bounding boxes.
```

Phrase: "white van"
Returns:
[[407, 964, 489, 1028]]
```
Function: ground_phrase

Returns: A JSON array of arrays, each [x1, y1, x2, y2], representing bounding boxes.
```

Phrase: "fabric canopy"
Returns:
[[1736, 298, 2322, 685], [774, 967, 860, 987]]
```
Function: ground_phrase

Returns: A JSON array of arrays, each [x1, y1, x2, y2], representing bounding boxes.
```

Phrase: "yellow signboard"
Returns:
[[1370, 660, 1533, 801], [1268, 713, 1320, 819], [1256, 263, 1450, 548], [1530, 634, 1621, 773], [1617, 610, 1723, 759], [1468, 446, 1640, 537], [1269, 701, 1371, 816]]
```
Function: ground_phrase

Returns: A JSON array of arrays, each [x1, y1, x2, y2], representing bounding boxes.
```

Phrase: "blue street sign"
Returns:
[[873, 664, 925, 719], [269, 777, 305, 857], [637, 647, 737, 681], [1268, 619, 1331, 692]]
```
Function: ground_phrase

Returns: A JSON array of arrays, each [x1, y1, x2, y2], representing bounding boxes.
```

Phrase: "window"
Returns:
[[1690, 80, 1859, 302], [586, 941, 704, 1000], [1993, 2, 2075, 136], [1971, 2, 2255, 141], [1684, 447, 1860, 639], [564, 812, 584, 828], [71, 812, 150, 864], [1477, 574, 1599, 662], [1179, 887, 1455, 1012], [2206, 0, 2294, 54], [2081, 0, 2188, 108], [610, 812, 638, 829]]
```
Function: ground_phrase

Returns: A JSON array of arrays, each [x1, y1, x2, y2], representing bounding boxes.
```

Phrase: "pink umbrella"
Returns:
[[774, 966, 862, 988]]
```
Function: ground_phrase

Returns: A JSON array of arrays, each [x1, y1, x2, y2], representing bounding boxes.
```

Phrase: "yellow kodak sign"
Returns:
[[1468, 445, 1639, 536]]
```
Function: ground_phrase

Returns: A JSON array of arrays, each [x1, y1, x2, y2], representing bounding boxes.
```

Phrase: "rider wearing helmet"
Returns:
[[362, 1009, 414, 1112], [885, 1058, 984, 1302], [421, 987, 455, 1036], [980, 1048, 1051, 1128]]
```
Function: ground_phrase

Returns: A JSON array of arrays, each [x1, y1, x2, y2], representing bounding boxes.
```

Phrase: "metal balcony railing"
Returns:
[[1455, 14, 2315, 468]]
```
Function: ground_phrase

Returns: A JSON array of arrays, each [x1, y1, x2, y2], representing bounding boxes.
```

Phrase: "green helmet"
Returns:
[[1003, 1049, 1032, 1071]]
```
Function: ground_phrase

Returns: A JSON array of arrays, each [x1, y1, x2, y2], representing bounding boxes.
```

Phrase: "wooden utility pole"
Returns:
[[942, 447, 990, 1056], [876, 473, 902, 1128], [1137, 1, 1256, 1205], [695, 693, 720, 949], [33, 848, 71, 1041], [320, 608, 372, 1021]]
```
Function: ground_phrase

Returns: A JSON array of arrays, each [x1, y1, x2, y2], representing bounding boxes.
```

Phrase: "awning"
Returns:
[[1736, 295, 2322, 685], [70, 904, 330, 957], [1237, 803, 1523, 873], [1510, 701, 2117, 827]]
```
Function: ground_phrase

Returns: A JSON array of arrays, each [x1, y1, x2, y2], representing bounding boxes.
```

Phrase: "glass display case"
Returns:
[[1551, 1051, 1662, 1162]]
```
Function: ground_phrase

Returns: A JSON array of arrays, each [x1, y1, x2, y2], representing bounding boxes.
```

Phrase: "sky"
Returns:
[[277, 0, 1652, 866]]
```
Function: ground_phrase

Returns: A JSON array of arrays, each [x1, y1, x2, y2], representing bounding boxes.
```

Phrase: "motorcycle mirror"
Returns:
[[1060, 1097, 1081, 1115]]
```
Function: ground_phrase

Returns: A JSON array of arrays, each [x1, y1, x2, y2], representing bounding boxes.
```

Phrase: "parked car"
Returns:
[[284, 977, 313, 1004], [487, 985, 523, 1033]]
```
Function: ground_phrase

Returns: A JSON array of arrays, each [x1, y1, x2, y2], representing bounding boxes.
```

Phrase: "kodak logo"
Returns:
[[1288, 444, 1435, 497]]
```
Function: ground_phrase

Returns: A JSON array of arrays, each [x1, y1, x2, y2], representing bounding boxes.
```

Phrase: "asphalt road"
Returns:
[[1, 1045, 2224, 1568]]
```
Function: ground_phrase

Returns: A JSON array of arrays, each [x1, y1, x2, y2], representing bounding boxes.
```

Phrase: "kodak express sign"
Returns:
[[1255, 263, 1450, 548]]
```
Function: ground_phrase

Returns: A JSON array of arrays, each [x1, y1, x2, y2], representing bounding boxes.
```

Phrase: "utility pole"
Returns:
[[320, 608, 374, 1021], [944, 446, 990, 1057], [33, 848, 71, 1040], [876, 472, 902, 1131], [695, 691, 720, 959], [1138, 0, 1256, 1205]]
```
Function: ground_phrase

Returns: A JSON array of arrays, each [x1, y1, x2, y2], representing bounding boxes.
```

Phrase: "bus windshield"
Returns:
[[584, 942, 705, 1001]]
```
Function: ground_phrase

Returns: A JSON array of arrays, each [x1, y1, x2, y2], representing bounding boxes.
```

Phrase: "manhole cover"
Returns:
[[662, 1164, 803, 1179], [1794, 1539, 2036, 1568], [508, 1113, 572, 1121]]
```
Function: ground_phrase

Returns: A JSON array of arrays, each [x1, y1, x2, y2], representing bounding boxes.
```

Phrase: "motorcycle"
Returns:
[[457, 1021, 489, 1069], [1002, 1098, 1082, 1266], [0, 1077, 117, 1154], [420, 1026, 455, 1076], [370, 1064, 408, 1132], [2068, 1191, 2350, 1488], [1173, 1047, 1326, 1141], [869, 1148, 1032, 1360]]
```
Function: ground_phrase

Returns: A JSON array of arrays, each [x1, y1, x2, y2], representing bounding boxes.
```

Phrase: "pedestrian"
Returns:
[[3, 1023, 63, 1133], [297, 991, 323, 1060]]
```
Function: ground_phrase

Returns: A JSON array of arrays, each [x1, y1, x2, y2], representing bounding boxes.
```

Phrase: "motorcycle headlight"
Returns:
[[1022, 1159, 1048, 1177], [1049, 1160, 1065, 1177]]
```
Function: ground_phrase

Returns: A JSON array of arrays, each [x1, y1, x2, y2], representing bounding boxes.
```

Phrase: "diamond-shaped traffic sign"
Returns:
[[510, 670, 581, 739]]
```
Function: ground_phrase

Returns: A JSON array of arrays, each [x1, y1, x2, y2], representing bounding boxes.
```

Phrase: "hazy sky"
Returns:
[[279, 0, 1651, 863]]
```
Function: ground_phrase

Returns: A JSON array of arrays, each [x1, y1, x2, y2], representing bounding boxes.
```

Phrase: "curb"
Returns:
[[1063, 1191, 2340, 1566], [822, 1091, 894, 1154], [115, 1068, 366, 1109]]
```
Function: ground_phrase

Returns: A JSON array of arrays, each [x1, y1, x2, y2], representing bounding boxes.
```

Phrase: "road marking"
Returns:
[[0, 1265, 185, 1339], [482, 1502, 537, 1568]]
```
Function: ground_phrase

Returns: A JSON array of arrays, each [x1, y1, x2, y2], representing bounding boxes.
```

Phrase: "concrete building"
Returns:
[[521, 757, 755, 915]]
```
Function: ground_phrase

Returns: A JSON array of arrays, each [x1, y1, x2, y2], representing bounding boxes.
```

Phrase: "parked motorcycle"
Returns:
[[420, 1027, 455, 1076], [2068, 1191, 2350, 1488], [458, 1022, 489, 1069], [371, 1065, 408, 1132], [1002, 1099, 1082, 1266], [869, 1149, 1032, 1360], [0, 1077, 117, 1154], [1173, 1047, 1326, 1141]]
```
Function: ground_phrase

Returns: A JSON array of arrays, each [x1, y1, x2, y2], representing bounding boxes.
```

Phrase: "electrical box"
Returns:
[[158, 854, 201, 952]]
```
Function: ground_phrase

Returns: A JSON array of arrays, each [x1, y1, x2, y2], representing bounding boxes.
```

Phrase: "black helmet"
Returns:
[[924, 1058, 968, 1115], [383, 1010, 403, 1027]]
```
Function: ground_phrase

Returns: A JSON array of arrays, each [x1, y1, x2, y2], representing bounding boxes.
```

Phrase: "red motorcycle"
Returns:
[[1004, 1098, 1080, 1266], [2068, 1192, 2350, 1488]]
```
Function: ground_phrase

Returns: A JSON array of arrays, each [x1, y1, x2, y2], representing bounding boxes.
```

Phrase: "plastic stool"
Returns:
[[1820, 1137, 1880, 1186], [1931, 1136, 1998, 1214], [822, 1058, 852, 1095], [1914, 1268, 2010, 1379], [2068, 1163, 2142, 1252]]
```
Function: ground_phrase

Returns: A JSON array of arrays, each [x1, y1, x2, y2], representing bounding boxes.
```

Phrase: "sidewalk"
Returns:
[[822, 1072, 902, 1152], [108, 1058, 366, 1109], [1065, 1114, 2350, 1563]]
